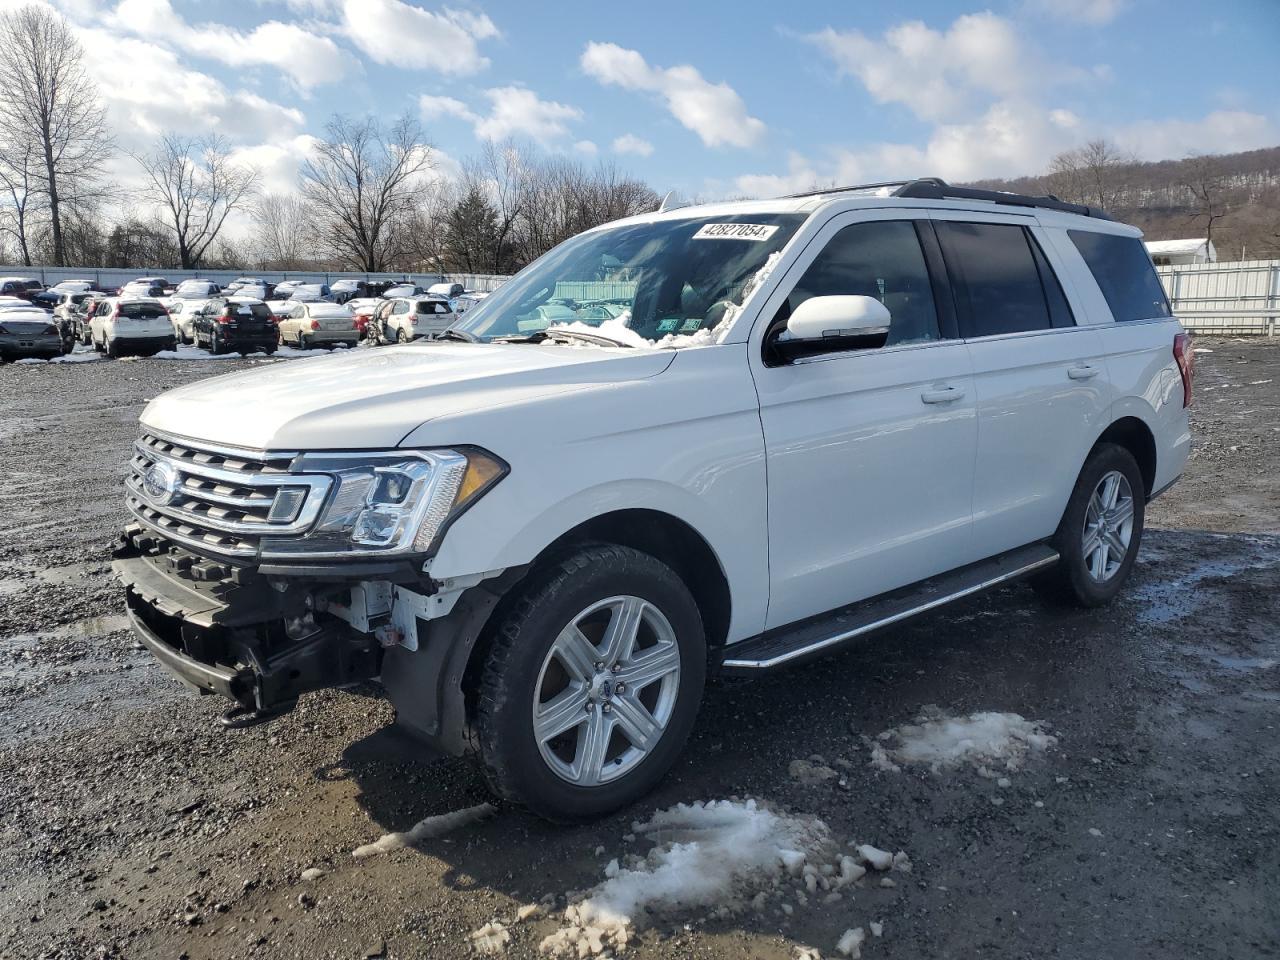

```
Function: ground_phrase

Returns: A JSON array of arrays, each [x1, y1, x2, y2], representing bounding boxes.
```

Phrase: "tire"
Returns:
[[261, 343, 276, 355], [397, 327, 409, 343], [475, 544, 706, 822], [106, 337, 121, 358], [211, 332, 225, 356], [299, 334, 310, 350], [1033, 443, 1145, 608]]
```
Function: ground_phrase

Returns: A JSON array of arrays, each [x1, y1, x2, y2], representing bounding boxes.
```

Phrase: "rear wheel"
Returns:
[[475, 544, 706, 822], [1033, 443, 1145, 607], [397, 327, 409, 343], [106, 337, 122, 358]]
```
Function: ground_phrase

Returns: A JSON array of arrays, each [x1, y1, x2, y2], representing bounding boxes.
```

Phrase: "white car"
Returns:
[[367, 296, 456, 343], [50, 279, 95, 295], [89, 297, 176, 357], [166, 298, 209, 344], [167, 279, 221, 305], [427, 281, 465, 299], [120, 278, 169, 299], [276, 300, 358, 349], [116, 178, 1191, 821]]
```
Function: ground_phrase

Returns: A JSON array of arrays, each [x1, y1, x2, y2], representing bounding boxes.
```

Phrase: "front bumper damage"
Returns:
[[113, 525, 383, 720], [112, 523, 522, 751]]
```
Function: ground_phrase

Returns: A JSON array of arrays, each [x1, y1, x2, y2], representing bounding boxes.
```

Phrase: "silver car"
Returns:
[[0, 308, 64, 361]]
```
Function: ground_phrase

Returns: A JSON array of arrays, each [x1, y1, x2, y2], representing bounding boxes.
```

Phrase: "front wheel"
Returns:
[[1033, 443, 1145, 607], [475, 545, 706, 822]]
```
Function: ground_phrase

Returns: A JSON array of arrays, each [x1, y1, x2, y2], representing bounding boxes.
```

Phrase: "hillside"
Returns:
[[971, 146, 1280, 261]]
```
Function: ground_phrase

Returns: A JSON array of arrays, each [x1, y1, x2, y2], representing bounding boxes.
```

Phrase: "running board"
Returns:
[[720, 544, 1059, 674]]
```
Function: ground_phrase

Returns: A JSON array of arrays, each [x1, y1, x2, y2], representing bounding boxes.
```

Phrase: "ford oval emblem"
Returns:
[[143, 461, 181, 505]]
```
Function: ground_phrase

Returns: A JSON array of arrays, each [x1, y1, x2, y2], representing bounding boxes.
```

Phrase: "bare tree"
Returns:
[[300, 114, 433, 272], [135, 133, 259, 269], [251, 193, 314, 270], [1181, 153, 1229, 253], [0, 4, 111, 265], [0, 141, 41, 265], [1043, 139, 1135, 214]]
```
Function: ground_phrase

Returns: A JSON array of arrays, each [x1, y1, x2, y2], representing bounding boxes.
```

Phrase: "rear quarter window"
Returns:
[[1068, 230, 1171, 323], [119, 303, 167, 319]]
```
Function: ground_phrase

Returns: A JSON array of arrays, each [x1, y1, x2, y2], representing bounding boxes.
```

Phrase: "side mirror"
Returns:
[[771, 294, 891, 363], [785, 294, 891, 341]]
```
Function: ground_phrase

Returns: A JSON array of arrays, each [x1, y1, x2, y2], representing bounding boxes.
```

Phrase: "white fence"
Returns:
[[1157, 260, 1280, 336], [0, 265, 511, 293]]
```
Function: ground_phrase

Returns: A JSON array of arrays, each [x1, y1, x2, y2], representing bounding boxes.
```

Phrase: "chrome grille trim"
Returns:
[[128, 431, 333, 559]]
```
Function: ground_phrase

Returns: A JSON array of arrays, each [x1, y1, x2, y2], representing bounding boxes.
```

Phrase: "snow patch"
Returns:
[[836, 926, 866, 957], [469, 921, 511, 954], [352, 802, 496, 859], [869, 706, 1057, 774], [539, 799, 834, 956], [14, 349, 102, 364]]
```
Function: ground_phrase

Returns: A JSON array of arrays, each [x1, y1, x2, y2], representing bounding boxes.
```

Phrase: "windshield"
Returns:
[[455, 213, 805, 345]]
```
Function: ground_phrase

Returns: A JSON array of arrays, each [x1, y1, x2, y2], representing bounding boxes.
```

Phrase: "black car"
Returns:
[[192, 297, 278, 355]]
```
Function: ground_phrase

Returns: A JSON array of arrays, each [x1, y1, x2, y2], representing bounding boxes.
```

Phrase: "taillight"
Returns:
[[217, 311, 232, 325], [311, 319, 320, 330], [410, 316, 418, 325], [1173, 332, 1194, 407]]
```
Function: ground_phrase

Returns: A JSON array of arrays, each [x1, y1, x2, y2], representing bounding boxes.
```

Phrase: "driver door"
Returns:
[[750, 212, 978, 629]]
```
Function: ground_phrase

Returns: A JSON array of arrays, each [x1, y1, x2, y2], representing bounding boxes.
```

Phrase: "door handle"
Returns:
[[1068, 364, 1100, 380], [921, 386, 965, 404]]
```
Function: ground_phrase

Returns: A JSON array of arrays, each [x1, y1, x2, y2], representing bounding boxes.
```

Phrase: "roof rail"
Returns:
[[787, 176, 1113, 221]]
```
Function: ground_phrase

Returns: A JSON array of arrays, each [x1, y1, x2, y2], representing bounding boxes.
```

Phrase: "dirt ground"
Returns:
[[1, 339, 1277, 960]]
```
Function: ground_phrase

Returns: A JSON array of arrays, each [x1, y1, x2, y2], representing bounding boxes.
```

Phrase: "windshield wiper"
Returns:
[[434, 328, 477, 343], [491, 332, 548, 344], [544, 328, 635, 348]]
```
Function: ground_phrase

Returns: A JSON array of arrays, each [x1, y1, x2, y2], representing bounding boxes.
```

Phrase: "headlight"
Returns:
[[259, 448, 507, 560]]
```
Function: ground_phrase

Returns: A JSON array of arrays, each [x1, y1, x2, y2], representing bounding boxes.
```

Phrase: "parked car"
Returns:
[[166, 299, 209, 344], [288, 283, 331, 301], [169, 279, 221, 302], [331, 279, 403, 303], [191, 297, 278, 355], [52, 291, 98, 352], [382, 283, 425, 299], [74, 295, 110, 345], [273, 280, 300, 299], [0, 307, 63, 361], [367, 296, 457, 344], [427, 281, 465, 299], [276, 301, 357, 349], [452, 291, 489, 314], [114, 178, 1191, 821], [231, 281, 275, 301], [120, 278, 168, 299], [88, 297, 175, 357], [0, 277, 42, 301]]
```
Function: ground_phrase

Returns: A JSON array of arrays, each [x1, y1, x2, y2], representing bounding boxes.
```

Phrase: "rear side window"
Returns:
[[417, 301, 449, 314], [1068, 230, 1171, 322], [936, 222, 1061, 337]]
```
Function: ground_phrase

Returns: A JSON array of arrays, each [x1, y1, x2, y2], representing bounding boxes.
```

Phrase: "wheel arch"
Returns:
[[1093, 415, 1157, 499]]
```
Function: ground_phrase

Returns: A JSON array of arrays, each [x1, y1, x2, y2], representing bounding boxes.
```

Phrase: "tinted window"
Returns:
[[780, 220, 940, 347], [1069, 230, 1171, 322], [936, 222, 1056, 337], [1027, 234, 1075, 328], [118, 302, 167, 319]]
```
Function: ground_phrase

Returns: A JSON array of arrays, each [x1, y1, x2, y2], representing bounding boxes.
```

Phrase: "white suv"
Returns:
[[89, 297, 176, 357], [113, 179, 1191, 821], [367, 296, 457, 343]]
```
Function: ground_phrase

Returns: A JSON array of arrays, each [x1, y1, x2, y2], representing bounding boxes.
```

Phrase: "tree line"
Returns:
[[973, 142, 1280, 261], [0, 4, 657, 274]]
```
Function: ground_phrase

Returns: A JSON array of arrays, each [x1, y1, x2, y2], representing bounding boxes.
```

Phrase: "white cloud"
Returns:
[[1114, 110, 1279, 161], [573, 140, 599, 156], [612, 133, 653, 157], [106, 0, 350, 90], [808, 14, 1032, 123], [1026, 0, 1126, 25], [580, 42, 765, 148], [227, 135, 321, 194], [419, 94, 478, 123], [77, 28, 306, 147], [343, 0, 497, 74], [419, 87, 582, 145]]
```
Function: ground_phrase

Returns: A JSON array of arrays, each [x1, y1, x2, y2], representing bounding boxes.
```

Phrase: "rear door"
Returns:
[[931, 211, 1113, 559], [751, 212, 978, 629]]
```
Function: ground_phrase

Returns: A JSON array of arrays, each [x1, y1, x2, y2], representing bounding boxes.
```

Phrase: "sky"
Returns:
[[9, 0, 1280, 215]]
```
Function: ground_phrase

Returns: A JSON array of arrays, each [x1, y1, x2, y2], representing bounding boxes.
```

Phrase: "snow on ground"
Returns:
[[538, 798, 909, 958], [351, 802, 496, 859], [468, 921, 511, 955], [13, 348, 102, 364], [868, 706, 1057, 774]]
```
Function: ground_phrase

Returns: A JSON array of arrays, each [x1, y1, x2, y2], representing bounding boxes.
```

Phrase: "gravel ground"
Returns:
[[1, 339, 1277, 960]]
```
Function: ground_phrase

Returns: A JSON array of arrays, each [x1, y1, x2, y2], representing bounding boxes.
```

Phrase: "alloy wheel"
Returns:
[[532, 595, 681, 787], [1082, 469, 1134, 582]]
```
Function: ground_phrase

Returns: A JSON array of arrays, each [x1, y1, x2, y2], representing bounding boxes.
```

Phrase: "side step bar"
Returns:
[[721, 543, 1059, 674]]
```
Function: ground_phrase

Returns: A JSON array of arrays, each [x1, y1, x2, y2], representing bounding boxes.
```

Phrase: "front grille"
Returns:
[[126, 432, 331, 561]]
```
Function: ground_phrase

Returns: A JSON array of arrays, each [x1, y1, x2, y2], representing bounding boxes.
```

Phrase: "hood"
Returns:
[[140, 342, 675, 451]]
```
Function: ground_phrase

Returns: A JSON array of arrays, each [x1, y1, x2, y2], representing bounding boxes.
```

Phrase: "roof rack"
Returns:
[[788, 176, 1114, 221]]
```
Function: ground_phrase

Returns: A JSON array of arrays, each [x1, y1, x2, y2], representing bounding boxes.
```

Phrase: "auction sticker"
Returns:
[[692, 223, 779, 241]]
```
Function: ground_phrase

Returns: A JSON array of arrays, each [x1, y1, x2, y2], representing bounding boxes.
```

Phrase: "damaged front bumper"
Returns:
[[113, 525, 383, 717]]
